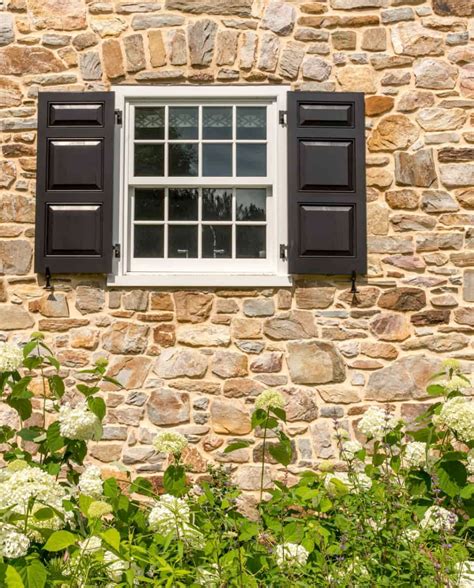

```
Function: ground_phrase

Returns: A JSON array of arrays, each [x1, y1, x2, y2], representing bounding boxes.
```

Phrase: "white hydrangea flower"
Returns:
[[0, 342, 23, 372], [0, 465, 70, 538], [358, 406, 398, 441], [467, 452, 474, 476], [104, 551, 127, 582], [79, 535, 102, 553], [402, 528, 420, 542], [148, 494, 198, 543], [324, 471, 372, 495], [275, 543, 309, 568], [0, 524, 30, 559], [153, 431, 188, 456], [454, 560, 474, 588], [341, 440, 363, 461], [78, 465, 103, 498], [420, 505, 458, 534], [196, 564, 220, 588], [433, 397, 474, 443], [59, 403, 101, 441], [437, 376, 470, 394], [254, 389, 285, 412], [403, 442, 427, 469]]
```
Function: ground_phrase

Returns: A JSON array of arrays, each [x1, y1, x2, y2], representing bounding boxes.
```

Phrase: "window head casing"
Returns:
[[110, 85, 290, 287]]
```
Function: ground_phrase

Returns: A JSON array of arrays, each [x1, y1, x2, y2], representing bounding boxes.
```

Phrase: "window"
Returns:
[[111, 86, 290, 287]]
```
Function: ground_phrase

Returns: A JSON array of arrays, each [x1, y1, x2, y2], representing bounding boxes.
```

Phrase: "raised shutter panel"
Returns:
[[287, 92, 367, 275], [35, 92, 115, 274]]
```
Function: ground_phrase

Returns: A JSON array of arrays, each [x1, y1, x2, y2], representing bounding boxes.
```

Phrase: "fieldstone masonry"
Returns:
[[0, 0, 473, 489]]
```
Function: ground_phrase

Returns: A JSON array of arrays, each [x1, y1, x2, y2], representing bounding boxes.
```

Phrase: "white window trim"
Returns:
[[108, 85, 292, 287]]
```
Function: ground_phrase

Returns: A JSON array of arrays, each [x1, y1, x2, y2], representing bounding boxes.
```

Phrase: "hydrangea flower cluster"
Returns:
[[148, 495, 200, 544], [324, 472, 372, 495], [403, 442, 427, 470], [341, 440, 363, 461], [275, 543, 309, 568], [420, 505, 458, 534], [358, 406, 398, 441], [401, 529, 420, 542], [454, 560, 474, 588], [254, 389, 285, 412], [0, 464, 69, 536], [78, 465, 103, 498], [433, 397, 474, 443], [104, 550, 128, 582], [153, 431, 188, 456], [0, 524, 30, 559], [0, 342, 23, 372], [467, 452, 474, 476], [79, 535, 102, 553], [58, 403, 101, 441]]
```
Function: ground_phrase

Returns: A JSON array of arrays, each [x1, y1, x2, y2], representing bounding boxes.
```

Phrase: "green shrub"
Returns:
[[0, 335, 473, 587]]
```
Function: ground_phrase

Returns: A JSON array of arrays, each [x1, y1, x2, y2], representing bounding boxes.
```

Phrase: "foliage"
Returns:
[[0, 336, 473, 587]]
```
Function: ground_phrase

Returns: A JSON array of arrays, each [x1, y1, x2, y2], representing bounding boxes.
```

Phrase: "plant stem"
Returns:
[[259, 410, 269, 502]]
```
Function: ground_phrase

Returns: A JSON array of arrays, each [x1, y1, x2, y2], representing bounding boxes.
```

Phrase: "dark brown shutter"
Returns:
[[287, 92, 367, 275], [35, 92, 115, 274]]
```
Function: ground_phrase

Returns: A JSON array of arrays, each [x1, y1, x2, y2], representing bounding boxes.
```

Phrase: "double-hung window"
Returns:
[[112, 85, 290, 286]]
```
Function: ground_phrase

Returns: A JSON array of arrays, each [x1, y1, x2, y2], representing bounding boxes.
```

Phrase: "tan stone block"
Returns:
[[27, 0, 87, 31], [102, 38, 124, 79], [124, 33, 146, 72], [211, 399, 251, 435]]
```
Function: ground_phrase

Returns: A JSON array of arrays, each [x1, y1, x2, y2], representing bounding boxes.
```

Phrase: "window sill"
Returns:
[[107, 273, 293, 288]]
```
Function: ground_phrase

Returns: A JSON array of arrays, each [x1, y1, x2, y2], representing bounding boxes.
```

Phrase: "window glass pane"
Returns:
[[202, 188, 232, 221], [237, 107, 266, 140], [202, 225, 232, 258], [135, 107, 164, 140], [169, 225, 198, 258], [169, 143, 198, 176], [236, 189, 266, 221], [203, 107, 232, 140], [169, 107, 198, 140], [134, 144, 164, 176], [237, 226, 266, 258], [134, 225, 164, 258], [203, 144, 232, 177], [134, 189, 164, 221], [169, 188, 198, 221], [237, 144, 266, 177]]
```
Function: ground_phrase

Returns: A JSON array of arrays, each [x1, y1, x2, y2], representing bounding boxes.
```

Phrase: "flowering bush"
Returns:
[[0, 335, 473, 587]]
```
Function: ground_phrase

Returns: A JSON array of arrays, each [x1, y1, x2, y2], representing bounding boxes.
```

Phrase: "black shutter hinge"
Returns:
[[113, 243, 121, 259], [279, 110, 287, 126], [280, 244, 288, 260], [114, 109, 122, 125]]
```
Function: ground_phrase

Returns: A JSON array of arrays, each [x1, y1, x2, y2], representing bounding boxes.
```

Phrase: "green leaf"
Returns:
[[239, 521, 259, 541], [5, 566, 24, 588], [103, 376, 123, 388], [19, 560, 47, 588], [32, 507, 54, 521], [101, 528, 121, 552], [43, 530, 77, 552], [46, 422, 65, 453], [427, 384, 445, 397], [47, 375, 64, 400], [461, 484, 474, 499], [251, 409, 268, 429], [268, 437, 293, 467], [129, 477, 154, 497], [163, 464, 187, 497], [435, 461, 467, 498], [87, 396, 106, 421], [224, 441, 251, 453], [271, 407, 286, 422]]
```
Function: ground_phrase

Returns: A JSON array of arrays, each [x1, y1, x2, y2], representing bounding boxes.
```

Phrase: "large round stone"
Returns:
[[287, 340, 346, 384]]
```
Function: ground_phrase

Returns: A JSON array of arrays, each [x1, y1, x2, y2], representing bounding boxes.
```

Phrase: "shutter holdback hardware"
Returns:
[[350, 270, 358, 294], [44, 267, 53, 291]]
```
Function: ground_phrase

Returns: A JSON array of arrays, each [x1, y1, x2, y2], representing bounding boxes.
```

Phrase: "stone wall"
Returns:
[[0, 0, 473, 488]]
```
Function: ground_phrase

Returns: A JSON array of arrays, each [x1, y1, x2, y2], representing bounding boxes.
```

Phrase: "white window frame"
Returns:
[[108, 85, 291, 287]]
